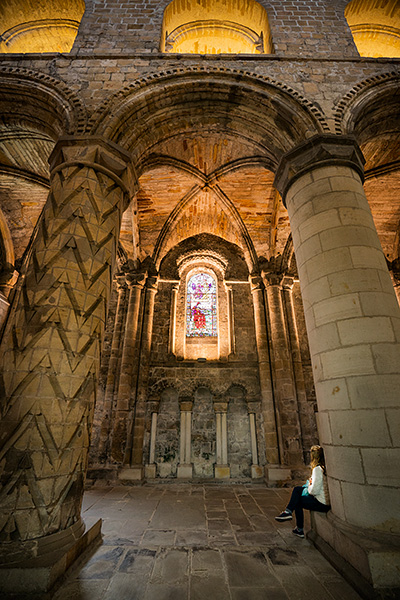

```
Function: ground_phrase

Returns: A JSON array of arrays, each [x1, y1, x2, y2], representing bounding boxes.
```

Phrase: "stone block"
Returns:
[[314, 378, 351, 411], [338, 317, 395, 345], [297, 209, 341, 244], [361, 448, 400, 487], [177, 464, 193, 479], [360, 291, 400, 318], [346, 374, 400, 409], [214, 465, 230, 479], [305, 247, 353, 284], [372, 343, 400, 374], [324, 446, 365, 484], [350, 246, 388, 271], [313, 292, 362, 328], [320, 345, 375, 380], [145, 464, 156, 479], [341, 481, 400, 533], [118, 466, 144, 481], [251, 465, 263, 479], [264, 466, 291, 485], [330, 409, 391, 447], [315, 411, 332, 445]]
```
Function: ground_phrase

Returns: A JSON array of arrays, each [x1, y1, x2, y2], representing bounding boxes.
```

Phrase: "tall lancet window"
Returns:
[[186, 272, 217, 338]]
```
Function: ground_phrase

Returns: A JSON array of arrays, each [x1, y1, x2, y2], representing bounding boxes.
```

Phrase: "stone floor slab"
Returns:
[[46, 483, 363, 600]]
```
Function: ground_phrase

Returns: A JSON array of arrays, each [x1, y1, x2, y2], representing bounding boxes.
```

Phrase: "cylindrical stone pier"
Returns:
[[275, 135, 400, 541], [0, 137, 134, 555]]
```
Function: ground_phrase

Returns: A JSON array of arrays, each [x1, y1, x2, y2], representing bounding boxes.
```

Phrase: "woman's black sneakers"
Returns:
[[292, 527, 305, 538], [275, 510, 292, 521]]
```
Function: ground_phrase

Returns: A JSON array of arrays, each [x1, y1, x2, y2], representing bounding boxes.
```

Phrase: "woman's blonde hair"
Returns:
[[310, 445, 326, 474]]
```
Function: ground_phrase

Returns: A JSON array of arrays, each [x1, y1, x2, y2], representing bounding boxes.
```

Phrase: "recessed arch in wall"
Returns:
[[0, 0, 85, 54], [161, 0, 272, 54], [345, 0, 400, 57]]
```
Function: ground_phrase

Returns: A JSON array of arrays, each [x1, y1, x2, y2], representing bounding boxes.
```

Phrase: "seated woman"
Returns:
[[275, 445, 330, 538]]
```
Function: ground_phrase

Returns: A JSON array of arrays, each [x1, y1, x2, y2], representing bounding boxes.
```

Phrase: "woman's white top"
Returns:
[[307, 465, 330, 505]]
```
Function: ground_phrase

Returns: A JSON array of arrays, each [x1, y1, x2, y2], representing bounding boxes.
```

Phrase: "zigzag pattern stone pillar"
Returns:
[[0, 137, 133, 547]]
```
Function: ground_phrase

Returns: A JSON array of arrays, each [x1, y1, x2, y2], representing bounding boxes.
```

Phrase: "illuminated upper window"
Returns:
[[0, 0, 85, 54], [161, 0, 272, 55], [345, 0, 400, 58], [186, 272, 217, 338]]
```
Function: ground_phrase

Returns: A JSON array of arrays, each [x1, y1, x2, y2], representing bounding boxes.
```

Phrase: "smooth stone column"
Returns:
[[263, 272, 304, 468], [145, 406, 159, 479], [250, 275, 280, 478], [168, 282, 179, 355], [0, 137, 134, 561], [247, 401, 263, 479], [214, 400, 230, 479], [281, 276, 311, 456], [275, 134, 400, 592], [121, 275, 158, 481], [112, 271, 145, 464], [97, 275, 128, 460], [177, 399, 193, 478]]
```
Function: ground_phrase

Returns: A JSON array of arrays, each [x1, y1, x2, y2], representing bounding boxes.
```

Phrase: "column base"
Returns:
[[308, 512, 400, 599], [251, 464, 263, 479], [264, 466, 292, 486], [0, 518, 101, 596], [119, 465, 144, 481], [214, 465, 230, 479], [177, 464, 193, 478], [145, 464, 157, 479]]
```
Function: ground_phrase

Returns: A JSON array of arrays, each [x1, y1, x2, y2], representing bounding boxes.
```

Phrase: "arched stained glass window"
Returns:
[[186, 272, 217, 338]]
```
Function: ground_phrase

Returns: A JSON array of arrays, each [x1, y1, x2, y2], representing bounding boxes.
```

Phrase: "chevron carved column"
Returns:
[[0, 137, 134, 548]]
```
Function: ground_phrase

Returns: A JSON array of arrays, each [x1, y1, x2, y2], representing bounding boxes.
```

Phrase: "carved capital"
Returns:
[[126, 270, 146, 289], [274, 134, 365, 206], [49, 136, 137, 210], [250, 275, 264, 293], [179, 397, 193, 412], [213, 401, 229, 413], [262, 270, 283, 287]]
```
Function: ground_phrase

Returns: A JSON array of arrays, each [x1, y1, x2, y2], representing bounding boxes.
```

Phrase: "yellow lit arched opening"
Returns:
[[161, 0, 272, 54], [345, 0, 400, 58], [0, 0, 85, 54]]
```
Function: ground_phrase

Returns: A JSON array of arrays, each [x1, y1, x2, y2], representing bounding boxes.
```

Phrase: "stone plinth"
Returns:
[[119, 465, 144, 481], [215, 465, 231, 479], [145, 464, 157, 479], [0, 518, 101, 595], [251, 464, 263, 479], [309, 512, 400, 600], [177, 464, 193, 478], [265, 466, 292, 486]]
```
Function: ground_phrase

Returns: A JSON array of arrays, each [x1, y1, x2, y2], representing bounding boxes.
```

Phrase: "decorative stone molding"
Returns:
[[274, 134, 365, 205], [89, 66, 329, 138], [334, 71, 400, 135], [177, 250, 228, 277], [0, 66, 87, 134]]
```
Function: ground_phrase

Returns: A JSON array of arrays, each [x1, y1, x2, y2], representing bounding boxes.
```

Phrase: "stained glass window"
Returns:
[[186, 272, 217, 338]]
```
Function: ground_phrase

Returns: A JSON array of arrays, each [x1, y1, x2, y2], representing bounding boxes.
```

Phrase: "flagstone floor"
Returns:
[[52, 483, 362, 600]]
